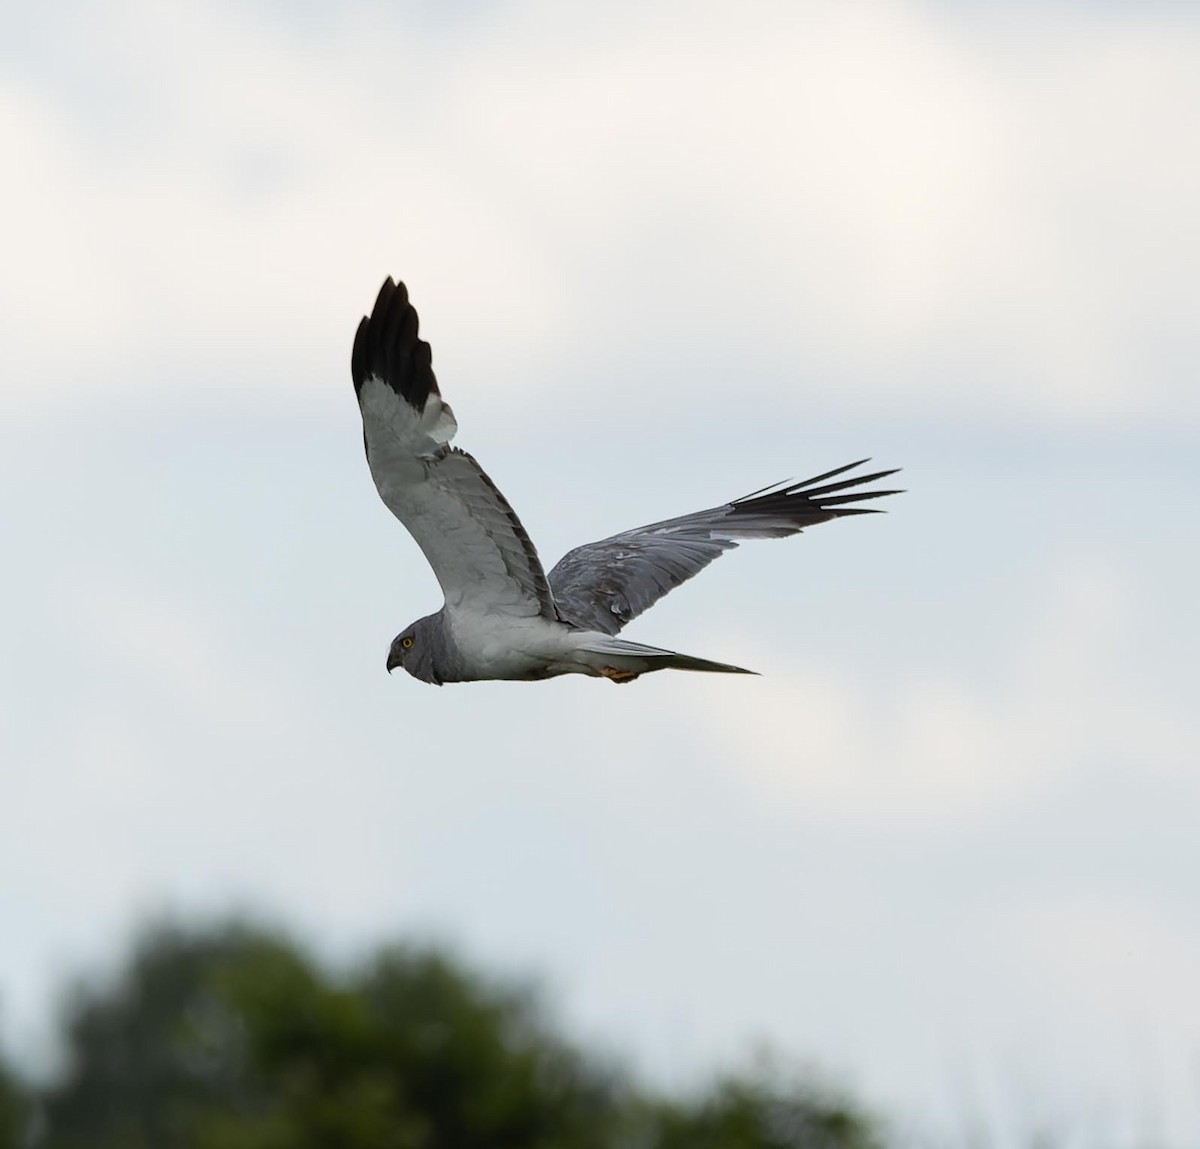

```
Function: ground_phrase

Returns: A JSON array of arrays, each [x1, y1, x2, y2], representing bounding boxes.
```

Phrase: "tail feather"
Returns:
[[576, 634, 756, 678]]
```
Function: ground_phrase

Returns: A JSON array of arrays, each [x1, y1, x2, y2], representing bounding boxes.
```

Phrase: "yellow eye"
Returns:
[[402, 636, 414, 649]]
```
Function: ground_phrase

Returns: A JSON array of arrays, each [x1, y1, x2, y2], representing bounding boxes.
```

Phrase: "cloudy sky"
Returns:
[[2, 0, 1198, 1142]]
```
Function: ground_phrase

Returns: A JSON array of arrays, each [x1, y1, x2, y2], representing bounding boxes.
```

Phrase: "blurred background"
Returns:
[[2, 0, 1197, 1145]]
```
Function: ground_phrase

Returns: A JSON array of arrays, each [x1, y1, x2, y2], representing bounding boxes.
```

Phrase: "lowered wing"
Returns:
[[352, 278, 556, 621], [547, 461, 901, 634]]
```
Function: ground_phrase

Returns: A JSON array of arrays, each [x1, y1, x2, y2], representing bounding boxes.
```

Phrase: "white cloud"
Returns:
[[1, 0, 1196, 421], [64, 574, 297, 736], [688, 558, 1198, 831], [993, 891, 1200, 1030]]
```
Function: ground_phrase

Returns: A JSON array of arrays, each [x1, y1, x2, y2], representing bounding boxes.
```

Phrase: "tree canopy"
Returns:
[[0, 1062, 28, 1149], [4, 921, 880, 1149]]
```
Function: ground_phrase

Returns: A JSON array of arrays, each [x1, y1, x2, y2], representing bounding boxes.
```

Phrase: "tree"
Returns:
[[0, 1060, 29, 1149], [31, 919, 881, 1149], [645, 1069, 882, 1149], [37, 922, 622, 1149]]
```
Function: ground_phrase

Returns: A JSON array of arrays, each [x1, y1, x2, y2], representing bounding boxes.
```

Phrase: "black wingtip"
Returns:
[[733, 460, 902, 524], [351, 277, 440, 411], [794, 458, 872, 488]]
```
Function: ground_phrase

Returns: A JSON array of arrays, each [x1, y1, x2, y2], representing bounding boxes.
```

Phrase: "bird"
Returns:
[[351, 277, 900, 685]]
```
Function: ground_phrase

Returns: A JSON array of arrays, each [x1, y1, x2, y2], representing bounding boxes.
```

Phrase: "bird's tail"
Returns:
[[574, 634, 756, 681]]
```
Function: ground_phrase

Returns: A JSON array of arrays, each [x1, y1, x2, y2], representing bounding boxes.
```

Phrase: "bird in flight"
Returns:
[[351, 278, 899, 685]]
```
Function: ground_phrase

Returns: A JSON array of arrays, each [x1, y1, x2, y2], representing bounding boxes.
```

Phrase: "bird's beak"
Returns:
[[386, 650, 400, 674]]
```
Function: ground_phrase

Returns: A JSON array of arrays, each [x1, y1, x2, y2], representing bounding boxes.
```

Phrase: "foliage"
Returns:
[[0, 1062, 29, 1149], [644, 1070, 882, 1149], [7, 920, 880, 1149]]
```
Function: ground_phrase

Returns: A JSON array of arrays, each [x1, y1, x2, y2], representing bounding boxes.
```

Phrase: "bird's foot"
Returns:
[[599, 666, 640, 684]]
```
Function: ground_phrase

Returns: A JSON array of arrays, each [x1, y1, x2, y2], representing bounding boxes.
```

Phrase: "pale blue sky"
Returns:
[[2, 1, 1198, 1144]]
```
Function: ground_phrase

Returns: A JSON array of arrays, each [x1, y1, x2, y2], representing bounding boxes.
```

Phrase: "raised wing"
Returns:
[[547, 461, 901, 634], [352, 279, 556, 620]]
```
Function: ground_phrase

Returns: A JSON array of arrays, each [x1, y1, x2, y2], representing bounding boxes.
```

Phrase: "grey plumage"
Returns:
[[386, 613, 462, 685], [548, 461, 899, 635], [350, 278, 901, 685]]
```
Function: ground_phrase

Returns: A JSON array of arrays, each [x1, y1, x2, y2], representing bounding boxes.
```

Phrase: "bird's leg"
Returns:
[[599, 666, 641, 684]]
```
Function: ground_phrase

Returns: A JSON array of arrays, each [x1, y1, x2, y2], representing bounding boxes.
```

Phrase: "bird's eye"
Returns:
[[402, 636, 414, 649]]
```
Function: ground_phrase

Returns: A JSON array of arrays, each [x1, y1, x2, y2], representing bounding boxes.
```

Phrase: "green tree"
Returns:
[[38, 922, 622, 1149], [645, 1069, 882, 1149], [0, 1059, 29, 1149], [34, 919, 883, 1149]]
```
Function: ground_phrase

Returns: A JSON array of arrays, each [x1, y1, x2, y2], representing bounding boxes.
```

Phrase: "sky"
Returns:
[[2, 0, 1198, 1143]]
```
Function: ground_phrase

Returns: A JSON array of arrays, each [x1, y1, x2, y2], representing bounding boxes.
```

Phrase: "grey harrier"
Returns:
[[351, 278, 899, 685]]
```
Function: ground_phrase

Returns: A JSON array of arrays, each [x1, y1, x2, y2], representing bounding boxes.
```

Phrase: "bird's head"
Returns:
[[386, 615, 443, 685]]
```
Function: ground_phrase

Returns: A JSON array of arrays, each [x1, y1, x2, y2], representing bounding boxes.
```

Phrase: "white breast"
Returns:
[[446, 610, 583, 681]]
